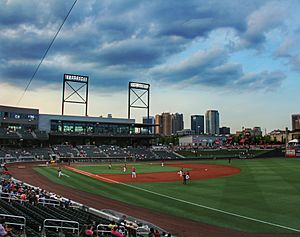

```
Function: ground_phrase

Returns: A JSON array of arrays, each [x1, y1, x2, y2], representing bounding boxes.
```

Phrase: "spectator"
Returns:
[[0, 218, 7, 237], [154, 229, 161, 237], [111, 226, 125, 237], [117, 215, 126, 226], [148, 227, 155, 237], [5, 224, 18, 237], [84, 225, 93, 236], [108, 221, 117, 230]]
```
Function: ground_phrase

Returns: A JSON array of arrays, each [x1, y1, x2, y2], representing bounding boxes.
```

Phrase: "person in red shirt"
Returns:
[[131, 166, 136, 178]]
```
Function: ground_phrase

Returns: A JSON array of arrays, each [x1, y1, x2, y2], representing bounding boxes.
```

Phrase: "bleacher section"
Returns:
[[0, 176, 167, 237], [99, 145, 128, 158], [52, 145, 80, 158], [0, 128, 20, 139], [18, 129, 35, 140], [152, 150, 181, 160], [33, 130, 49, 140], [27, 147, 53, 160], [77, 145, 107, 158], [0, 145, 182, 162], [0, 128, 49, 141], [127, 147, 156, 160]]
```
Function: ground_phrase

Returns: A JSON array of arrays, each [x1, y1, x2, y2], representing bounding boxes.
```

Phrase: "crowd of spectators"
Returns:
[[0, 173, 171, 237], [0, 145, 182, 161]]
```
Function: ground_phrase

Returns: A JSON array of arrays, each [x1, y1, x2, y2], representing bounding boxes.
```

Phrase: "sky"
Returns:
[[0, 0, 300, 133]]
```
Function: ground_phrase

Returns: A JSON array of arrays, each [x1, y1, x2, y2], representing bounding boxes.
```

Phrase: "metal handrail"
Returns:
[[38, 198, 60, 206], [43, 219, 79, 237], [0, 213, 26, 235]]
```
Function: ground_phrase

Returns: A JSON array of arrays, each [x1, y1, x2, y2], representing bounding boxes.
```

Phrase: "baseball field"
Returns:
[[31, 158, 300, 235]]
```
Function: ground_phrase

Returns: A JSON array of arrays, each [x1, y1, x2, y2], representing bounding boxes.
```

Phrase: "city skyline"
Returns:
[[1, 1, 300, 133]]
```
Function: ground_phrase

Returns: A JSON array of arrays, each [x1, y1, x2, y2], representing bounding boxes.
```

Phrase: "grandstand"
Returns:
[[0, 174, 168, 237]]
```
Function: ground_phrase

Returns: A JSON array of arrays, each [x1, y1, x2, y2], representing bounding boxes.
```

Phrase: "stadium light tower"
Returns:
[[128, 82, 150, 120], [62, 73, 89, 116]]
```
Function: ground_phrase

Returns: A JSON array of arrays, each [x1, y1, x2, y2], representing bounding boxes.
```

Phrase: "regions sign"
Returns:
[[64, 74, 88, 82]]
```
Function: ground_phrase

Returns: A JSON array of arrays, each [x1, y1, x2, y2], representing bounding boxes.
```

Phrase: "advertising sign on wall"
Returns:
[[286, 149, 296, 158]]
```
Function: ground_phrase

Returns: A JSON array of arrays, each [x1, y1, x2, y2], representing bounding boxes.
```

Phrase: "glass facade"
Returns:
[[191, 115, 204, 134], [0, 111, 38, 121], [0, 107, 39, 131], [50, 120, 134, 135]]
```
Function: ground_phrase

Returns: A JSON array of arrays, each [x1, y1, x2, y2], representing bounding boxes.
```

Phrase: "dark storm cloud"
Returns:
[[0, 0, 293, 91]]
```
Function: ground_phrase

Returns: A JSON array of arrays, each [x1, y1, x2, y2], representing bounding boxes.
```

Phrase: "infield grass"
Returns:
[[75, 162, 181, 174], [34, 158, 300, 234]]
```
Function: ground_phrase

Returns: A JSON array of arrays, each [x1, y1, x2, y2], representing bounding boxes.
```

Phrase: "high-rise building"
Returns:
[[191, 115, 204, 134], [154, 114, 162, 135], [219, 126, 230, 135], [162, 112, 172, 136], [205, 110, 219, 135], [292, 114, 300, 131], [172, 113, 184, 134], [155, 112, 183, 136], [142, 116, 155, 134], [155, 113, 172, 136]]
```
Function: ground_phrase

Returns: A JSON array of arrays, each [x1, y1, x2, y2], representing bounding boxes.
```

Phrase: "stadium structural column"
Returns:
[[61, 73, 89, 116], [128, 82, 150, 133]]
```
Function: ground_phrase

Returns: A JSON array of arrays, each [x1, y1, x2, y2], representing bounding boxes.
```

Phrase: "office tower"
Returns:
[[292, 114, 300, 130], [162, 112, 172, 136], [191, 115, 204, 134], [219, 126, 230, 135], [172, 113, 184, 134], [155, 114, 162, 135], [155, 112, 183, 136], [205, 110, 219, 135], [155, 113, 172, 136], [142, 116, 155, 134]]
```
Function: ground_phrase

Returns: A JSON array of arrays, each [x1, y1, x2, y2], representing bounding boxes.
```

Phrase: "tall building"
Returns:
[[219, 126, 230, 135], [191, 115, 204, 134], [155, 113, 172, 136], [172, 113, 184, 134], [155, 112, 183, 136], [154, 114, 162, 135], [142, 116, 155, 134], [292, 114, 300, 131], [162, 113, 172, 136], [205, 110, 219, 135]]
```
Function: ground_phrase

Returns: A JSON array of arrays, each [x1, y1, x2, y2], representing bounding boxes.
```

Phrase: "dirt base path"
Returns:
[[66, 163, 241, 183], [7, 162, 300, 237]]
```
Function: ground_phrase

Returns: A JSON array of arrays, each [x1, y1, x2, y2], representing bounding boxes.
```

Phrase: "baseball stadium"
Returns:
[[1, 1, 300, 237], [1, 90, 300, 237]]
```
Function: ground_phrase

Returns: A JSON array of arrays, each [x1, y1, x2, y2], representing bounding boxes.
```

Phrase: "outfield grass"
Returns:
[[176, 149, 269, 158], [34, 158, 300, 234]]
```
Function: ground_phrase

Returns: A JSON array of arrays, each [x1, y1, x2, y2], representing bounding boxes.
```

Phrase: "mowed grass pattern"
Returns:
[[34, 158, 300, 234]]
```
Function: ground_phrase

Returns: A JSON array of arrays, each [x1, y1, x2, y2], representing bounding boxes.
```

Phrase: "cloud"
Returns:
[[235, 71, 286, 91], [238, 1, 288, 49], [274, 37, 295, 58], [290, 53, 300, 71], [150, 48, 286, 91], [0, 0, 297, 93]]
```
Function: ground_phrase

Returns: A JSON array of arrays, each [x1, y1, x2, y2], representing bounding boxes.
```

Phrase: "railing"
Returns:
[[96, 224, 112, 235], [0, 191, 28, 203], [38, 198, 60, 206], [42, 219, 79, 237], [0, 213, 26, 236]]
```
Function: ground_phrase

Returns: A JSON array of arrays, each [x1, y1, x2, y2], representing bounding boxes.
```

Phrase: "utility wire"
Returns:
[[17, 0, 78, 105]]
